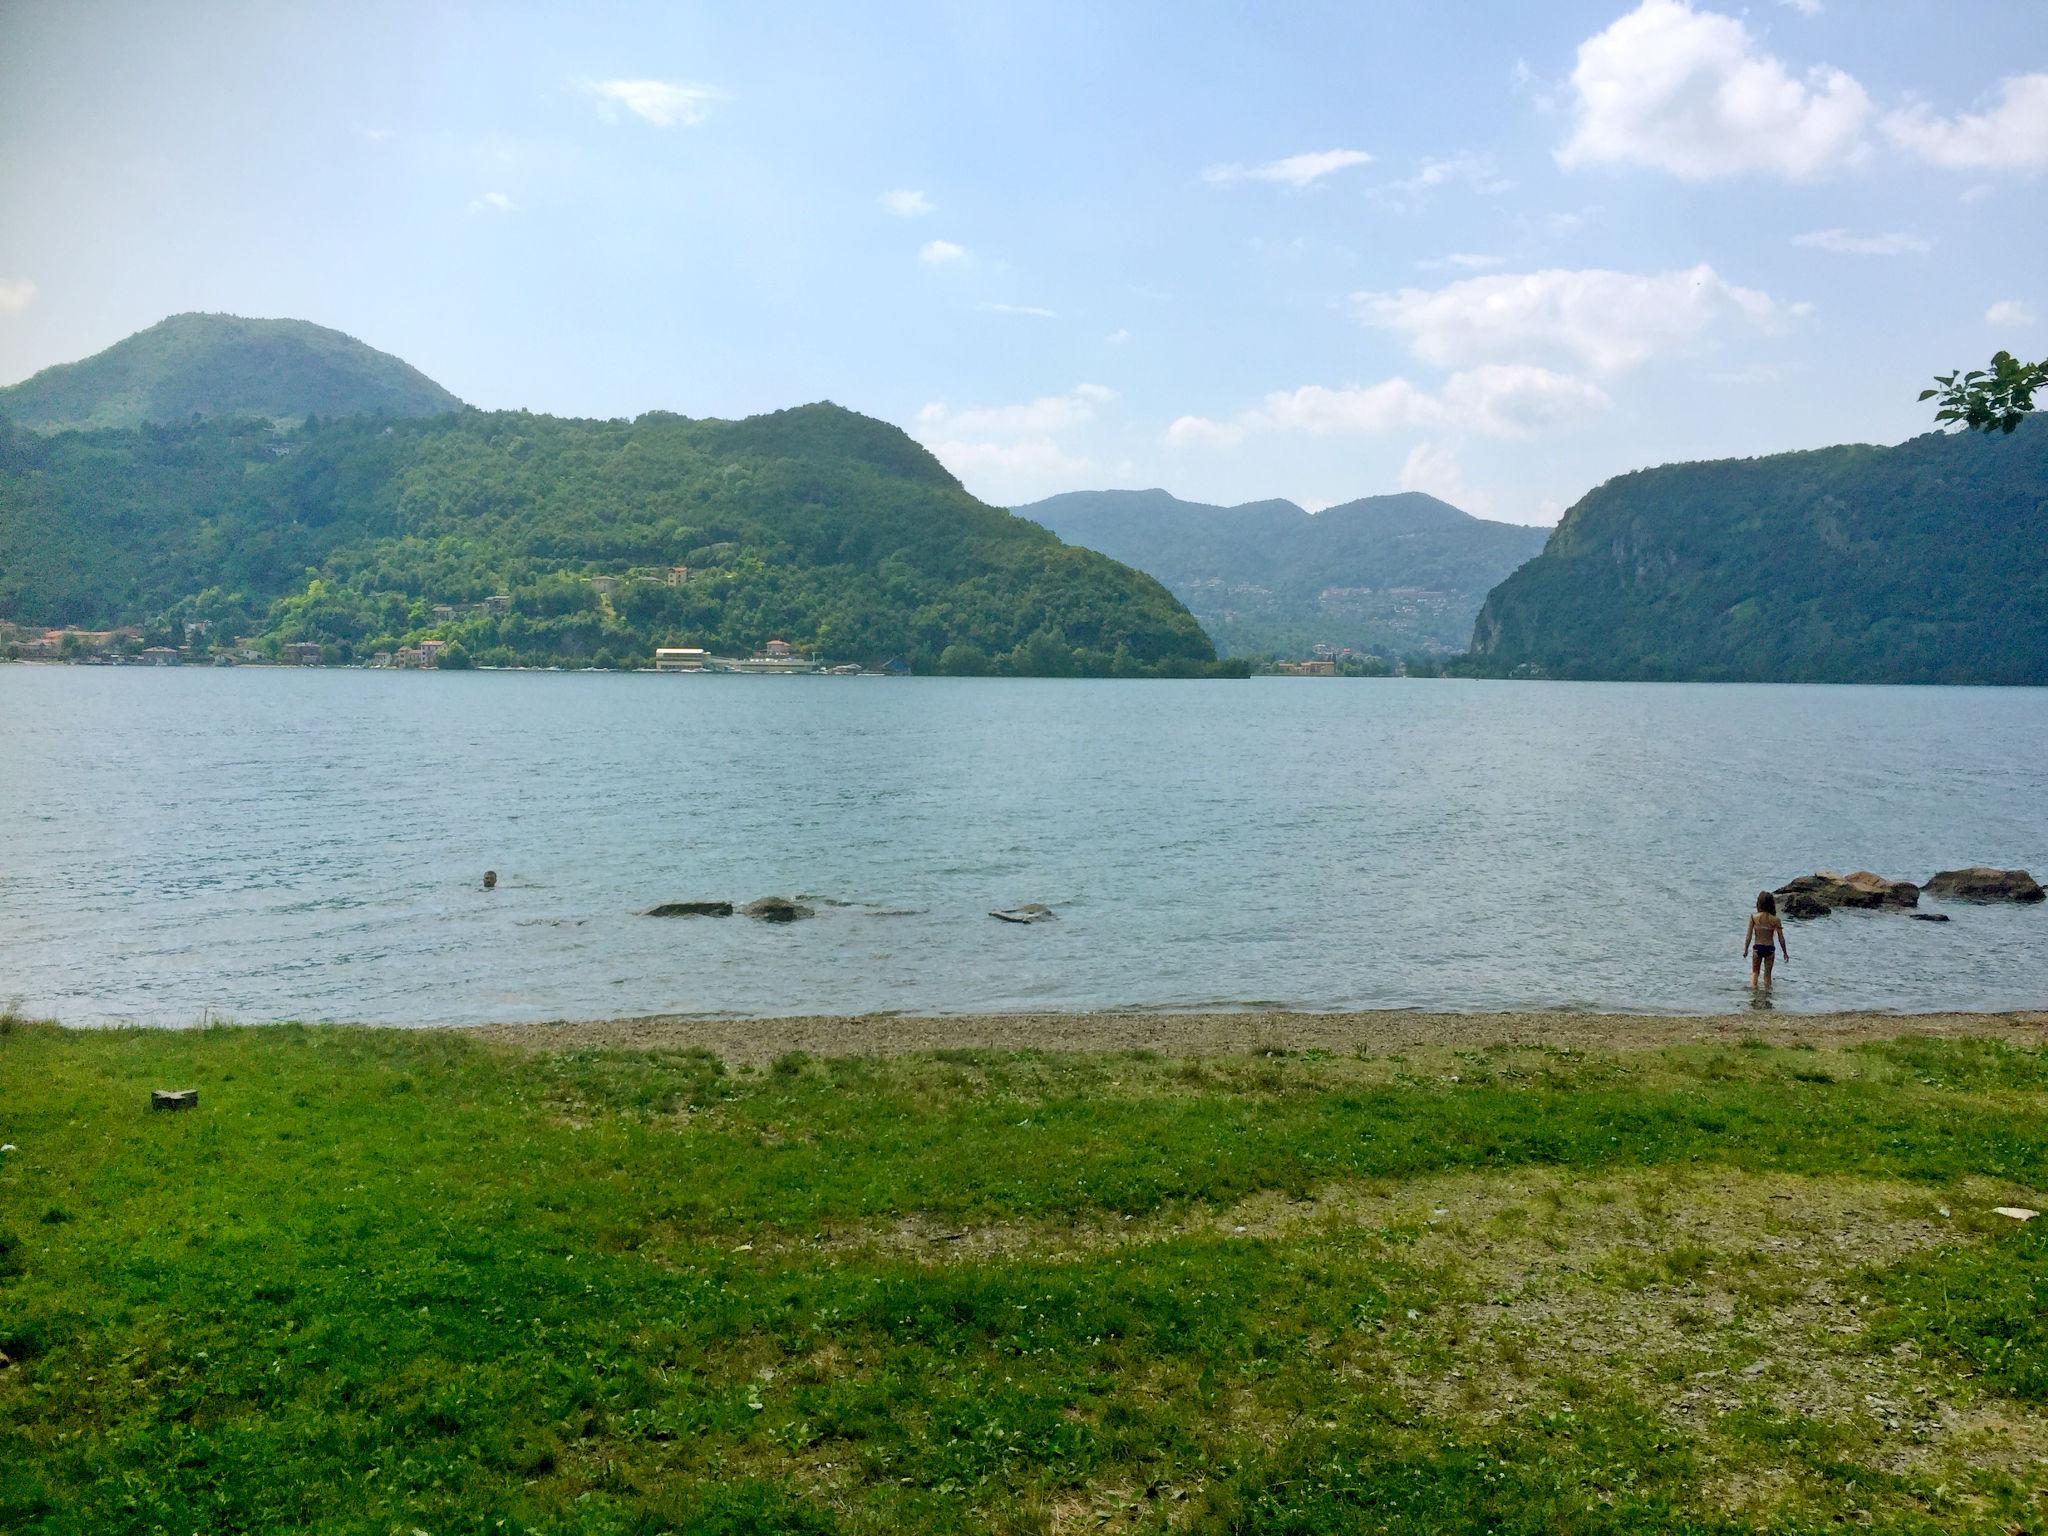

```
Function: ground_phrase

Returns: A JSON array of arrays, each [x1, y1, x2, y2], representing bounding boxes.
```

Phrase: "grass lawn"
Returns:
[[2, 1014, 2045, 1533]]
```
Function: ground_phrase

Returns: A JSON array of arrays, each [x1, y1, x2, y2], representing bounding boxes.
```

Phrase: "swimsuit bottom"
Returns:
[[1753, 943, 1776, 957]]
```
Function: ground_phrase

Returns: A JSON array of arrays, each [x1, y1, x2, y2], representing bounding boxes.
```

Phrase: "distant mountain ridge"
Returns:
[[0, 313, 464, 432], [1016, 487, 1550, 657], [1469, 420, 2048, 684]]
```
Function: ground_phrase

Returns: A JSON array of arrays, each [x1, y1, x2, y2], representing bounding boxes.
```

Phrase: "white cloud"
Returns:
[[1556, 0, 1871, 179], [580, 78, 723, 128], [1883, 74, 2048, 171], [1417, 252, 1507, 272], [0, 279, 34, 313], [467, 191, 517, 214], [1163, 366, 1606, 448], [1778, 0, 1822, 14], [357, 126, 397, 143], [1959, 183, 1996, 205], [1398, 442, 1493, 516], [918, 239, 967, 265], [1791, 228, 1930, 256], [1201, 148, 1373, 190], [879, 189, 933, 217], [913, 385, 1117, 501], [922, 437, 1094, 481], [1438, 365, 1612, 438], [1373, 152, 1513, 208], [1105, 328, 1130, 344], [1352, 264, 1804, 374], [977, 303, 1057, 319], [1986, 300, 2037, 327], [917, 384, 1114, 439]]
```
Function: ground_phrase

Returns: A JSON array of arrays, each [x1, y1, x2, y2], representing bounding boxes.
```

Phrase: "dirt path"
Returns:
[[461, 1006, 2048, 1064]]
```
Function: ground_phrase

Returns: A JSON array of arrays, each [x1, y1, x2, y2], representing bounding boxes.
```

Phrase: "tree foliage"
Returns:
[[0, 403, 1238, 677], [1921, 350, 2046, 436]]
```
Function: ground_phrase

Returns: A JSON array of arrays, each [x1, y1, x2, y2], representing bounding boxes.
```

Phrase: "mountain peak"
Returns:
[[0, 312, 464, 433]]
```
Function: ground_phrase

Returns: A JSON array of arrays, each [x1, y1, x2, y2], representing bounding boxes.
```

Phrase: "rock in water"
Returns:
[[990, 904, 1056, 924], [1909, 912, 1952, 923], [1924, 867, 2045, 903], [742, 897, 815, 922], [1775, 871, 1919, 913], [1778, 891, 1832, 921], [646, 901, 734, 918]]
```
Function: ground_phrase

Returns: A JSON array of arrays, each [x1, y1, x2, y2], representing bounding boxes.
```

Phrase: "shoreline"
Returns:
[[459, 1005, 2048, 1063]]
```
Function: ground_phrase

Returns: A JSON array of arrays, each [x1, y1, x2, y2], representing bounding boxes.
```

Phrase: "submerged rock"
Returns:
[[646, 901, 734, 918], [1909, 912, 1951, 923], [1924, 867, 2045, 903], [1778, 891, 1832, 921], [1775, 871, 1919, 913], [742, 896, 815, 922], [990, 903, 1056, 924]]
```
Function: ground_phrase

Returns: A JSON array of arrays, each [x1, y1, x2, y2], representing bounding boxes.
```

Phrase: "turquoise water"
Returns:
[[2, 666, 2043, 1025]]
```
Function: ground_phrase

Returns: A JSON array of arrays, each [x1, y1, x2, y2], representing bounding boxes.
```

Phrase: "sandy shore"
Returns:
[[461, 1006, 2048, 1064]]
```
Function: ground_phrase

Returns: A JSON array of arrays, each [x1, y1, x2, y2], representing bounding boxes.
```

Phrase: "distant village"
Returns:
[[0, 563, 888, 674], [1261, 643, 1396, 677]]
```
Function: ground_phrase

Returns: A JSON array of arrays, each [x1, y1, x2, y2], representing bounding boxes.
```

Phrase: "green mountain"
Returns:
[[0, 402, 1232, 676], [1016, 488, 1549, 658], [1468, 422, 2048, 684], [0, 313, 464, 432]]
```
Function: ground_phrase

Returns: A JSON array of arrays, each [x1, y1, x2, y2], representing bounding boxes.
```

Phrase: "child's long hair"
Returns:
[[1756, 890, 1778, 915]]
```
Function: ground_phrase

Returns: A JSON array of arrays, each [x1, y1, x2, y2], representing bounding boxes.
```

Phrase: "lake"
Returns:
[[2, 666, 2044, 1026]]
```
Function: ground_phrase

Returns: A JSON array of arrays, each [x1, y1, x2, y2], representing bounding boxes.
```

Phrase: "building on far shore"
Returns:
[[654, 647, 709, 672], [139, 646, 182, 666], [418, 639, 447, 667], [283, 642, 324, 666], [762, 639, 793, 658]]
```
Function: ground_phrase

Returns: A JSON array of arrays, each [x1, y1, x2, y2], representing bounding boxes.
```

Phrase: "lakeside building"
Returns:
[[139, 646, 182, 666], [418, 639, 447, 667], [395, 646, 423, 667], [1275, 659, 1337, 676], [654, 647, 710, 672], [283, 642, 324, 665]]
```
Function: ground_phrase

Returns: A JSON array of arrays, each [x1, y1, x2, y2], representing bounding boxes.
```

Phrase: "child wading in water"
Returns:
[[1744, 891, 1788, 989]]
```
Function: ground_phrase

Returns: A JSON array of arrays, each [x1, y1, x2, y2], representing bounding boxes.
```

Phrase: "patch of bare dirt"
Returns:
[[461, 1008, 2048, 1065]]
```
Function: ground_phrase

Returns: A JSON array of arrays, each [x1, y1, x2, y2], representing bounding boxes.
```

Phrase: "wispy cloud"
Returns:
[[1353, 264, 1806, 374], [879, 189, 933, 217], [1201, 148, 1373, 190], [977, 303, 1057, 319], [1105, 328, 1130, 344], [918, 239, 967, 265], [467, 191, 517, 214], [1791, 228, 1930, 256], [1165, 366, 1609, 449], [579, 78, 725, 128], [0, 278, 35, 314], [357, 126, 397, 143], [1372, 152, 1512, 209], [1883, 74, 2048, 171], [1417, 253, 1507, 273], [1986, 299, 2037, 327]]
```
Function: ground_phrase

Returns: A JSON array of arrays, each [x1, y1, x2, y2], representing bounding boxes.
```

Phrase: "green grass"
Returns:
[[2, 1017, 2046, 1533]]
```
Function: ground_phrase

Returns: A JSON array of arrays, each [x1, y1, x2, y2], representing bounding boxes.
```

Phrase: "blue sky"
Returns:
[[1, 0, 2043, 523]]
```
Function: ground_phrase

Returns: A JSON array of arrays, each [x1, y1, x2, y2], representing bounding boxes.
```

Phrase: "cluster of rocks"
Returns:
[[1775, 867, 2042, 920], [645, 898, 1060, 925], [645, 897, 815, 922]]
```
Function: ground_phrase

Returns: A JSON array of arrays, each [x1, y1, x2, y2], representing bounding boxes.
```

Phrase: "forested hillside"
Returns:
[[1469, 421, 2048, 683], [0, 313, 463, 432], [1018, 488, 1548, 657], [0, 404, 1233, 675]]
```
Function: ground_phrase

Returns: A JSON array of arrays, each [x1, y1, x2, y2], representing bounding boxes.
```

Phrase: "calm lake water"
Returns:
[[3, 667, 2044, 1026]]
